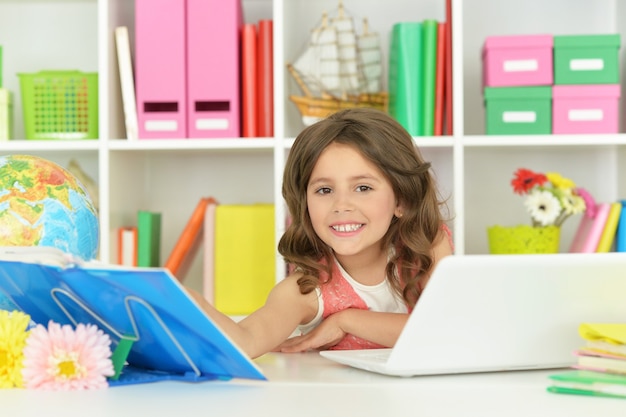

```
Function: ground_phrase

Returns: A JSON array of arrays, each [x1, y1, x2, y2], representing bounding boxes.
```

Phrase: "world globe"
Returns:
[[0, 154, 99, 261]]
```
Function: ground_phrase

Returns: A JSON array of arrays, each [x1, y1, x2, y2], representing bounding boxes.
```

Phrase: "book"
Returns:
[[241, 23, 258, 137], [114, 26, 139, 141], [117, 226, 137, 266], [388, 22, 423, 136], [164, 197, 215, 281], [202, 199, 218, 303], [421, 19, 438, 136], [548, 370, 626, 398], [0, 245, 266, 384], [214, 204, 275, 315], [615, 201, 626, 251], [137, 210, 161, 267], [256, 19, 274, 137], [445, 0, 453, 135], [574, 350, 626, 374], [434, 22, 446, 136], [596, 201, 621, 252], [569, 203, 611, 253]]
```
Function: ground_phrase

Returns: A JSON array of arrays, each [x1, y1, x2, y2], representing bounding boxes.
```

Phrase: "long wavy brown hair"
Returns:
[[278, 108, 448, 308]]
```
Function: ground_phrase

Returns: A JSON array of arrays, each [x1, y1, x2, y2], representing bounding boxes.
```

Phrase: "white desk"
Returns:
[[2, 352, 623, 416]]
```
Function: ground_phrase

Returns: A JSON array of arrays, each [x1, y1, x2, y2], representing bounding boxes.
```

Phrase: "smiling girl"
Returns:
[[190, 108, 453, 359]]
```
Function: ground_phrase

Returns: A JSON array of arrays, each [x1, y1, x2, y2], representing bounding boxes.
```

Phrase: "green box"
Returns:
[[484, 86, 552, 135], [0, 88, 12, 140], [18, 70, 98, 140], [553, 34, 620, 85]]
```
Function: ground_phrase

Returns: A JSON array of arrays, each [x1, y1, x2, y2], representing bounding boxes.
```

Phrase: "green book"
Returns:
[[388, 22, 422, 136], [137, 210, 161, 267], [420, 19, 438, 136], [547, 370, 626, 399]]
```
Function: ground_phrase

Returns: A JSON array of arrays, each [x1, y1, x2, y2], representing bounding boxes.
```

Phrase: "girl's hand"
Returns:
[[277, 314, 346, 353]]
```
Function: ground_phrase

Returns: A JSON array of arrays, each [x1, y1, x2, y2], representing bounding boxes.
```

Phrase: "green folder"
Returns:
[[421, 20, 438, 136], [548, 370, 626, 399], [137, 210, 161, 267], [388, 22, 422, 136]]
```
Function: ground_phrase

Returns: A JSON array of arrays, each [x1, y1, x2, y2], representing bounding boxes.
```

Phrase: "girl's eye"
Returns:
[[356, 185, 372, 192], [316, 187, 332, 195]]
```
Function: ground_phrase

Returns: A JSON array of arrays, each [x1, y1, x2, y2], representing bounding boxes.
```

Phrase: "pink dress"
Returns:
[[314, 224, 454, 350]]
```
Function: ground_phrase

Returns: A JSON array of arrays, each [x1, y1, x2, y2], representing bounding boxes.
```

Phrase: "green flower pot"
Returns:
[[487, 225, 560, 254]]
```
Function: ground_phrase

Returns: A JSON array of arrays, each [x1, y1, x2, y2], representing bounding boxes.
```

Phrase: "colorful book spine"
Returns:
[[137, 210, 161, 267], [596, 202, 621, 252], [256, 19, 274, 137], [421, 19, 438, 136], [117, 226, 137, 266], [241, 23, 258, 137], [164, 197, 215, 280], [615, 200, 626, 252], [388, 22, 422, 136], [202, 200, 218, 303], [569, 203, 611, 253], [445, 0, 454, 135], [434, 22, 446, 136], [214, 204, 275, 315]]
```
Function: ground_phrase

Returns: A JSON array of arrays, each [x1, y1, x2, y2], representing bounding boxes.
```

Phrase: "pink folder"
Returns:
[[135, 0, 187, 139], [569, 203, 611, 253], [186, 0, 243, 138]]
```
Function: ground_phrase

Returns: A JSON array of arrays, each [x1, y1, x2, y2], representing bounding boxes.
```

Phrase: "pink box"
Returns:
[[186, 0, 242, 138], [552, 85, 620, 134], [135, 0, 187, 138], [483, 35, 553, 87]]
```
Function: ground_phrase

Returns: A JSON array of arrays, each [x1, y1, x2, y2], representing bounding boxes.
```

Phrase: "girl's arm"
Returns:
[[279, 228, 455, 353], [186, 273, 319, 359]]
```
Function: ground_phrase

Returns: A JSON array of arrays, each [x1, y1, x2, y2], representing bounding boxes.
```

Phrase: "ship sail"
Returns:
[[287, 1, 388, 126]]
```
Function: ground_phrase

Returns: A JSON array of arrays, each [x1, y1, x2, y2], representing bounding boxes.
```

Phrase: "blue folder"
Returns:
[[0, 247, 266, 385]]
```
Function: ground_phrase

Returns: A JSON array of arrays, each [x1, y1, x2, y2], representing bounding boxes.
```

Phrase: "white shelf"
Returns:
[[1, 0, 625, 292]]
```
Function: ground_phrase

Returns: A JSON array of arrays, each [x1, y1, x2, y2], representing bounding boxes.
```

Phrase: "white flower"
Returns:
[[559, 190, 585, 216], [524, 190, 561, 226]]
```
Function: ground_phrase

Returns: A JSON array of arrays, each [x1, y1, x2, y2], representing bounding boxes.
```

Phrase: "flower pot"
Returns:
[[487, 225, 560, 254]]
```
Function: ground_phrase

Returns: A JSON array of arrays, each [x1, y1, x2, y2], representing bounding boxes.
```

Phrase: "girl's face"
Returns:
[[306, 142, 402, 262]]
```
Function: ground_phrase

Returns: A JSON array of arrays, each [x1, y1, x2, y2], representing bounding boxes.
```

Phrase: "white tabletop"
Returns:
[[2, 352, 623, 416]]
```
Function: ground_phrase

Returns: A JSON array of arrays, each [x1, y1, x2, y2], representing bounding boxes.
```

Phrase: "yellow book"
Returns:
[[596, 202, 622, 252], [214, 204, 275, 316]]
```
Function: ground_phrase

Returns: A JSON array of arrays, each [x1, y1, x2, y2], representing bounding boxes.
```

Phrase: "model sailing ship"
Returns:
[[286, 1, 387, 126]]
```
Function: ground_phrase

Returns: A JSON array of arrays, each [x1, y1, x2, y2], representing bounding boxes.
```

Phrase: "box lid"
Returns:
[[484, 34, 553, 51], [484, 86, 552, 100], [554, 34, 621, 48], [553, 84, 621, 99]]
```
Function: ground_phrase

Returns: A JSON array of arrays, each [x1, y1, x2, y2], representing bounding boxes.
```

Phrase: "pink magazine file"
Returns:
[[482, 35, 553, 87], [552, 85, 620, 134], [569, 203, 611, 253], [186, 0, 243, 138], [135, 0, 187, 138]]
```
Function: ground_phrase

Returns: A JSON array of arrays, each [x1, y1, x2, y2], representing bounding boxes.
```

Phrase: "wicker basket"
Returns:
[[18, 70, 98, 140]]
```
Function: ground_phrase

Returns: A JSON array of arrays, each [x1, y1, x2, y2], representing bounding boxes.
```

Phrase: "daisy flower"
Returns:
[[511, 168, 548, 195], [545, 172, 575, 190], [0, 310, 31, 388], [21, 321, 114, 390], [524, 189, 561, 226]]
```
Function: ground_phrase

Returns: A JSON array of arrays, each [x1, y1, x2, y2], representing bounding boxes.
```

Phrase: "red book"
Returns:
[[445, 0, 453, 135], [117, 226, 137, 266], [241, 23, 258, 137], [434, 22, 446, 136], [257, 19, 274, 137], [165, 197, 216, 281]]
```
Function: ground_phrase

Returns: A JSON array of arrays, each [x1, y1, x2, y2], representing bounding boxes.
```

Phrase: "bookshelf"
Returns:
[[1, 0, 625, 292]]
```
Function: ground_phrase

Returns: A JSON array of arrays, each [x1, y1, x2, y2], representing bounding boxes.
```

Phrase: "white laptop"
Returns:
[[320, 253, 626, 377]]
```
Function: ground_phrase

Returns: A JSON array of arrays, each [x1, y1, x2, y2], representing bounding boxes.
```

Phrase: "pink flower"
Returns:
[[21, 321, 114, 390], [575, 187, 597, 218]]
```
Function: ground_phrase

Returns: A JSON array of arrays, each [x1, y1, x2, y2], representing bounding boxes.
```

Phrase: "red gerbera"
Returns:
[[511, 168, 548, 195]]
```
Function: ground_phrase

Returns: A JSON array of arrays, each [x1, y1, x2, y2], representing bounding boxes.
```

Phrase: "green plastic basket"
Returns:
[[18, 70, 98, 140], [487, 225, 560, 254]]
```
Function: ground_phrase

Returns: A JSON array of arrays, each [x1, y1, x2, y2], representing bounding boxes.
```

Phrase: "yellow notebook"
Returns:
[[579, 323, 626, 344], [214, 204, 275, 316], [596, 202, 622, 252]]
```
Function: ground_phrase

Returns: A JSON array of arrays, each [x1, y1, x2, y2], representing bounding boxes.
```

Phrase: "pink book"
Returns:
[[135, 0, 187, 138], [569, 203, 611, 253], [186, 0, 243, 138], [202, 200, 218, 303]]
